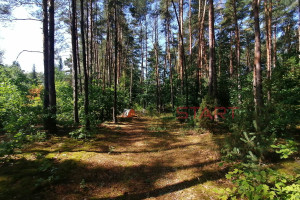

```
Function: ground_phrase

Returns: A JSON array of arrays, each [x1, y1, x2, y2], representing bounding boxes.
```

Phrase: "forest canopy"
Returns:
[[0, 0, 299, 199]]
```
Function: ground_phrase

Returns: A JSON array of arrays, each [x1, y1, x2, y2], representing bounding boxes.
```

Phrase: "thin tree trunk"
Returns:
[[273, 22, 277, 68], [265, 0, 272, 102], [197, 0, 206, 101], [130, 64, 133, 105], [89, 0, 94, 80], [154, 11, 160, 112], [166, 0, 173, 109], [76, 26, 83, 94], [208, 0, 217, 102], [189, 0, 192, 55], [167, 22, 174, 109], [172, 0, 188, 107], [71, 0, 79, 124], [140, 24, 144, 83], [42, 0, 50, 130], [80, 0, 90, 129], [117, 24, 122, 85], [86, 0, 90, 77], [233, 0, 241, 103], [113, 0, 118, 123], [253, 0, 263, 130], [179, 0, 183, 94], [229, 32, 234, 77], [298, 0, 300, 64], [48, 0, 56, 132], [145, 17, 148, 80], [233, 0, 240, 72], [105, 5, 110, 89]]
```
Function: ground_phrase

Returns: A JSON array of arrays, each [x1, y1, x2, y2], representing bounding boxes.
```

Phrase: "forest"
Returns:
[[0, 0, 299, 199]]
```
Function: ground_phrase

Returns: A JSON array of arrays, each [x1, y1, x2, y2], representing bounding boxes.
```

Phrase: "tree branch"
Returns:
[[15, 50, 43, 61], [0, 18, 41, 21]]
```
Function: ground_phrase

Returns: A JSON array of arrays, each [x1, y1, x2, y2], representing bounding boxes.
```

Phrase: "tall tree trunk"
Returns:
[[197, 0, 206, 101], [80, 0, 90, 129], [166, 0, 174, 109], [140, 24, 144, 83], [208, 0, 217, 102], [273, 22, 277, 68], [233, 0, 241, 103], [172, 0, 188, 107], [265, 0, 272, 102], [175, 0, 184, 93], [86, 1, 90, 77], [154, 11, 160, 112], [189, 0, 192, 55], [253, 0, 263, 131], [105, 5, 110, 89], [71, 0, 79, 124], [298, 0, 300, 64], [145, 16, 148, 80], [76, 24, 83, 94], [42, 0, 50, 130], [130, 64, 133, 105], [233, 0, 240, 73], [48, 0, 56, 132], [229, 31, 234, 77], [113, 0, 118, 123], [117, 22, 121, 85], [179, 0, 183, 94], [89, 0, 94, 80]]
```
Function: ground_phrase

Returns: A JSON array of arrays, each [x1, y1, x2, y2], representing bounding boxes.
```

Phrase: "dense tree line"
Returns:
[[0, 0, 298, 134], [0, 1, 299, 198]]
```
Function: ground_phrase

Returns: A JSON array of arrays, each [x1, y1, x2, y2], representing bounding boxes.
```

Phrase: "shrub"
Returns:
[[221, 164, 300, 200]]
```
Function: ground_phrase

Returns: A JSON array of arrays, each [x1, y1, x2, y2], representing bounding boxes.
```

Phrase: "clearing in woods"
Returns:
[[0, 114, 231, 199]]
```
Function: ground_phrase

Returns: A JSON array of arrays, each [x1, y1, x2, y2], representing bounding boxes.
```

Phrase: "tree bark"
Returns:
[[140, 24, 144, 83], [71, 0, 79, 124], [154, 11, 160, 112], [233, 0, 240, 73], [172, 0, 188, 107], [253, 0, 263, 130], [197, 0, 206, 101], [189, 0, 192, 55], [208, 0, 217, 102], [42, 0, 50, 130], [48, 0, 56, 132], [80, 0, 90, 129], [89, 0, 94, 80], [265, 0, 272, 102], [229, 31, 234, 77], [113, 0, 118, 123], [166, 0, 174, 109], [273, 22, 277, 68]]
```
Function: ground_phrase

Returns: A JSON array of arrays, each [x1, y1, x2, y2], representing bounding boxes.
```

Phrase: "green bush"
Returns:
[[195, 95, 217, 129], [69, 127, 94, 139], [271, 139, 298, 159], [221, 165, 300, 200]]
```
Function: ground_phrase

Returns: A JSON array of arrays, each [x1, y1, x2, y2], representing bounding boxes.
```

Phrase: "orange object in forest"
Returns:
[[121, 109, 136, 118]]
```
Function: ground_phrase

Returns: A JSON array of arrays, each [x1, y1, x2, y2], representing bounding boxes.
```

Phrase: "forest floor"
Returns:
[[0, 114, 299, 199]]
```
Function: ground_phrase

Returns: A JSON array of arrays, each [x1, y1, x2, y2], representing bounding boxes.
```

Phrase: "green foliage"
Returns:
[[69, 127, 94, 139], [0, 131, 46, 157], [0, 65, 42, 133], [80, 179, 87, 189], [56, 79, 73, 125], [222, 165, 300, 200], [195, 95, 216, 129], [271, 139, 298, 159]]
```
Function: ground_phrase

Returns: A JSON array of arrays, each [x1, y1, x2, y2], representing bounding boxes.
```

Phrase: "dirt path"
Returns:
[[1, 115, 230, 200]]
